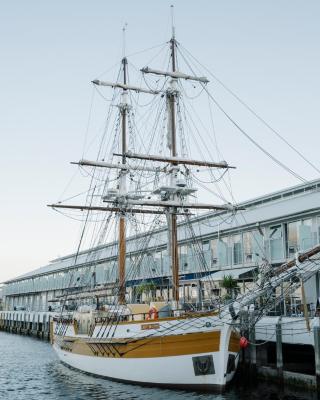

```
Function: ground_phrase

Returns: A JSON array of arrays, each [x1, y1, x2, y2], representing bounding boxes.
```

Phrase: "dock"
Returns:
[[237, 315, 320, 391], [0, 311, 55, 340]]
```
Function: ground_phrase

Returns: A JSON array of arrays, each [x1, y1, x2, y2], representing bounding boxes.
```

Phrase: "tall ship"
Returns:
[[49, 17, 320, 391]]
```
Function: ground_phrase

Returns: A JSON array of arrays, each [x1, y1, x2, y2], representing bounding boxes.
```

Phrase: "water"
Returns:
[[0, 332, 316, 400]]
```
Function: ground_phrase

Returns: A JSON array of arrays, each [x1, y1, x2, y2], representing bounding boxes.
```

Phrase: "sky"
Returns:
[[0, 0, 320, 283]]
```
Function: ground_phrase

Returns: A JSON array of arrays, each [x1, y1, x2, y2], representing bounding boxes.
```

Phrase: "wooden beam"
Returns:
[[113, 152, 235, 169], [72, 159, 163, 173], [47, 204, 191, 215], [103, 198, 240, 211], [92, 79, 159, 95], [141, 67, 209, 83]]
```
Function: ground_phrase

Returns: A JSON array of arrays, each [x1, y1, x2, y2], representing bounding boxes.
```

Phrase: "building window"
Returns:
[[287, 221, 300, 257], [218, 237, 230, 267], [300, 218, 313, 250], [269, 225, 283, 261], [243, 232, 253, 263], [179, 245, 188, 256], [233, 234, 243, 265], [179, 245, 189, 272], [154, 251, 162, 274], [286, 219, 313, 256], [161, 249, 169, 275], [211, 239, 218, 266]]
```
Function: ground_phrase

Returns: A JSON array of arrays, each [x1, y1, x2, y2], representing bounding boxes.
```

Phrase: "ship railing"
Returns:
[[93, 308, 216, 324]]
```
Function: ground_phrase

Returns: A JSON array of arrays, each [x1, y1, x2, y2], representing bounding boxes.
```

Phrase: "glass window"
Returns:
[[218, 237, 230, 267], [211, 239, 218, 266], [179, 245, 188, 255], [201, 241, 211, 270], [299, 219, 313, 250], [252, 229, 265, 262], [243, 232, 253, 263], [96, 264, 106, 284], [179, 245, 189, 272], [109, 262, 117, 282], [270, 225, 282, 239], [161, 248, 169, 275], [233, 234, 243, 265], [269, 225, 283, 261], [287, 221, 300, 257], [153, 251, 162, 274], [130, 254, 140, 278]]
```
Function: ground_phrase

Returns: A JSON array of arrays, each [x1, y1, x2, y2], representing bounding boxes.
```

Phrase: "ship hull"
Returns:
[[54, 344, 235, 390], [52, 318, 239, 391]]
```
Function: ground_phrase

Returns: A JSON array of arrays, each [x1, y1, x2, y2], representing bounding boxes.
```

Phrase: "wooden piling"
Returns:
[[249, 310, 257, 376], [276, 320, 283, 381], [0, 311, 52, 341]]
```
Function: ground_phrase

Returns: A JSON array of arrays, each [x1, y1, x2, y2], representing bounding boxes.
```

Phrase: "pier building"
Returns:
[[2, 179, 320, 312]]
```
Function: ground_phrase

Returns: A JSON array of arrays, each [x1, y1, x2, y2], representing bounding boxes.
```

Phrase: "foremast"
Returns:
[[167, 34, 179, 303]]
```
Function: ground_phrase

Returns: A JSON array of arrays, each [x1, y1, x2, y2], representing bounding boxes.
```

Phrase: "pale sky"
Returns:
[[1, 0, 320, 283]]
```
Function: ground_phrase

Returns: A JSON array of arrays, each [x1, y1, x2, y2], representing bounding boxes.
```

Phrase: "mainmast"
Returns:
[[118, 56, 128, 304], [168, 31, 180, 303]]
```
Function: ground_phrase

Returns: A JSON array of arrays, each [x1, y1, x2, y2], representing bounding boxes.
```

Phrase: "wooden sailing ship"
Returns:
[[49, 20, 320, 391]]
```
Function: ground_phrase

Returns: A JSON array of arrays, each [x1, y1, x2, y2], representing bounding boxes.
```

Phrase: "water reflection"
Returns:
[[0, 332, 315, 400]]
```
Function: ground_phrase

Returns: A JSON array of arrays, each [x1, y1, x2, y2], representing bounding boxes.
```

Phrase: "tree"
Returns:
[[220, 275, 238, 300], [136, 281, 157, 302]]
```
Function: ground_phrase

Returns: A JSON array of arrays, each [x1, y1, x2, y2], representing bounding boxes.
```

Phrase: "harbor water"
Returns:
[[0, 331, 316, 400]]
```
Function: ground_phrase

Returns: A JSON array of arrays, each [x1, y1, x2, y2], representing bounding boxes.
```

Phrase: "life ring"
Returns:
[[147, 306, 159, 320]]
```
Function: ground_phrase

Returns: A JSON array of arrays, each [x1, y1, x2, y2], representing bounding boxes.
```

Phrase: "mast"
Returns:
[[52, 16, 231, 309], [118, 56, 128, 304], [168, 27, 180, 303]]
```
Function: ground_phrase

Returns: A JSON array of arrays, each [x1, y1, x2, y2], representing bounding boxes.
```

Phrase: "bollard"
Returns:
[[276, 321, 283, 381]]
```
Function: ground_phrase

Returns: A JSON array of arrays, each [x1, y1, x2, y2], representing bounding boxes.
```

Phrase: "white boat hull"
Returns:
[[52, 317, 239, 391], [54, 344, 236, 390]]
